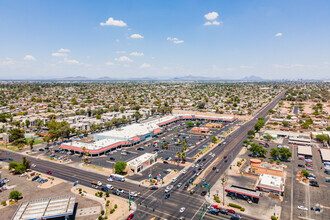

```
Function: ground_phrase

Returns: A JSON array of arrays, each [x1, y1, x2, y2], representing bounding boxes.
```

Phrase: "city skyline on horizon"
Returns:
[[1, 0, 330, 80]]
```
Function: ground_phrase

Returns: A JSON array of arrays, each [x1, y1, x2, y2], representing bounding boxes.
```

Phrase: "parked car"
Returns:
[[231, 214, 242, 220], [165, 193, 170, 199], [227, 209, 235, 214], [306, 167, 314, 171], [109, 157, 115, 161], [219, 209, 228, 215], [298, 164, 305, 168], [310, 182, 319, 187], [311, 206, 321, 211], [127, 213, 134, 220], [297, 206, 308, 211], [212, 205, 221, 209]]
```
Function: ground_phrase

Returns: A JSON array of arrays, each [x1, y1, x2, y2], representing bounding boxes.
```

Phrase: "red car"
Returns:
[[127, 214, 134, 220], [46, 171, 52, 175], [227, 209, 235, 214], [212, 204, 221, 209]]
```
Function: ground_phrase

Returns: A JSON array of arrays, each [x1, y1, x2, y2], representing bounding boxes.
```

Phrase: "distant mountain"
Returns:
[[241, 75, 264, 81], [55, 76, 91, 81], [172, 75, 223, 81]]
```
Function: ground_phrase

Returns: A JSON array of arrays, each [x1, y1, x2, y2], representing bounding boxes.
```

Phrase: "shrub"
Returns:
[[101, 210, 105, 215], [213, 195, 220, 203], [114, 204, 118, 209], [105, 192, 109, 197], [240, 207, 245, 211], [229, 203, 242, 209], [1, 201, 7, 206], [98, 216, 103, 220], [237, 161, 242, 167], [9, 190, 22, 200], [110, 209, 115, 214], [271, 216, 278, 220]]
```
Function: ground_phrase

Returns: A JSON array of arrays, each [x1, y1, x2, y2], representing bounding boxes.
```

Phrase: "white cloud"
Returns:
[[167, 37, 184, 44], [24, 55, 36, 61], [63, 58, 79, 64], [204, 20, 222, 26], [226, 67, 235, 71], [140, 63, 151, 68], [100, 17, 127, 27], [130, 52, 144, 56], [273, 63, 317, 69], [115, 56, 132, 62], [240, 65, 253, 69], [204, 12, 219, 20], [58, 48, 70, 53], [115, 51, 126, 54], [0, 58, 16, 66], [105, 61, 115, 66], [130, 34, 144, 39], [173, 40, 184, 44], [52, 52, 67, 57], [275, 33, 283, 37]]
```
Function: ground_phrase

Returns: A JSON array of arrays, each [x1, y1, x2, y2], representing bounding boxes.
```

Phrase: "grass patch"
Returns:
[[26, 138, 44, 145], [83, 163, 104, 171], [0, 144, 20, 151]]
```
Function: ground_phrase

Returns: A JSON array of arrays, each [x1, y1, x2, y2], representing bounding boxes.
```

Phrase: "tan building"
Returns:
[[250, 159, 284, 177]]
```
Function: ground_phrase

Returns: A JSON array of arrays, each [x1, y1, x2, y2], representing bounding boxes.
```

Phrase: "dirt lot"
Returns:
[[0, 165, 102, 220]]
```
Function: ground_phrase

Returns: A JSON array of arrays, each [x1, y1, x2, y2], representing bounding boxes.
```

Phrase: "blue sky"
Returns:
[[0, 0, 330, 80]]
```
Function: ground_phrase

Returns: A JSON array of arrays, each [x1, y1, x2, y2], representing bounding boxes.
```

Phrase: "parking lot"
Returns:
[[0, 166, 101, 220], [27, 120, 236, 184]]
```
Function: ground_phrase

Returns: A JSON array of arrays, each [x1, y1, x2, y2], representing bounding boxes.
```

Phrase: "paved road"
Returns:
[[0, 90, 285, 220]]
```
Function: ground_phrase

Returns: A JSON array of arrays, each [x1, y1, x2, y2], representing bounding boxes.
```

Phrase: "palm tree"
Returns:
[[181, 152, 186, 161], [176, 151, 181, 161]]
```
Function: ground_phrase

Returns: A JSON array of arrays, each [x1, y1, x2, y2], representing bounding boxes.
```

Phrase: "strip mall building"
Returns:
[[60, 114, 235, 156]]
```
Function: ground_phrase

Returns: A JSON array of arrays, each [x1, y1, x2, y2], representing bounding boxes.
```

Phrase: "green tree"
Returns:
[[96, 114, 101, 120], [176, 151, 181, 161], [14, 163, 26, 174], [270, 148, 280, 159], [186, 121, 194, 128], [279, 147, 292, 160], [114, 161, 127, 174], [22, 156, 31, 169], [9, 190, 22, 200], [301, 169, 309, 178], [28, 138, 35, 151], [196, 121, 201, 127], [316, 134, 329, 142], [211, 136, 218, 143], [282, 121, 289, 127], [326, 127, 330, 131], [8, 162, 19, 170], [247, 130, 255, 136], [8, 128, 25, 145], [25, 119, 30, 128], [264, 133, 273, 140], [181, 152, 186, 161]]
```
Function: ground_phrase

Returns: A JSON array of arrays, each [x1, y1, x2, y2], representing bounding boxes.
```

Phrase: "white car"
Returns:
[[165, 185, 173, 193], [129, 192, 138, 197], [182, 170, 187, 174], [195, 164, 199, 168], [19, 173, 27, 177], [106, 184, 114, 190], [97, 181, 102, 186], [298, 206, 308, 211], [180, 207, 186, 213], [305, 159, 313, 163], [192, 164, 195, 168], [307, 176, 315, 180], [31, 164, 36, 168], [107, 178, 113, 182]]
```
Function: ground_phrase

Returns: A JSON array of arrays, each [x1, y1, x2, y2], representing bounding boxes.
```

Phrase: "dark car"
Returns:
[[190, 189, 195, 194], [101, 186, 108, 192], [212, 167, 217, 170], [231, 214, 242, 220], [311, 206, 321, 211], [163, 170, 170, 174], [219, 209, 228, 215], [163, 161, 169, 164], [150, 186, 158, 190], [197, 159, 201, 163], [225, 160, 228, 163], [201, 190, 207, 196], [137, 148, 144, 151], [310, 182, 319, 187], [192, 170, 196, 174], [298, 164, 305, 168], [202, 158, 206, 161], [8, 158, 13, 161], [223, 156, 227, 159], [184, 183, 190, 188], [164, 193, 170, 199], [32, 176, 40, 181], [109, 157, 115, 161]]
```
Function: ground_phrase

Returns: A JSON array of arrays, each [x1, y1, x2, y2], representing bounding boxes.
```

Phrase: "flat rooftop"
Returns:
[[320, 148, 330, 162], [297, 146, 312, 156], [12, 195, 76, 220]]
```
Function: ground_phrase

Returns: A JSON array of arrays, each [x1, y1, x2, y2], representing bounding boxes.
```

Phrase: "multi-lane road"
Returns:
[[0, 90, 285, 220]]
